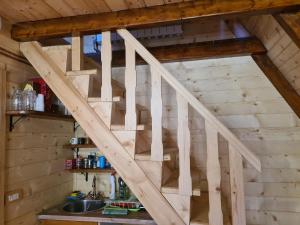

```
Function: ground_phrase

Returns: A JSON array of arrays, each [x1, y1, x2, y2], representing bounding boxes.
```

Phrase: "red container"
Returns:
[[28, 78, 54, 112], [65, 159, 76, 170]]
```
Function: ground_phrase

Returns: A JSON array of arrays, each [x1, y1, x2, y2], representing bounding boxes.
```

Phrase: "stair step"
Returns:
[[135, 148, 177, 161], [161, 170, 201, 196], [66, 69, 98, 76], [88, 96, 123, 103], [190, 193, 231, 225], [110, 124, 145, 131], [42, 45, 71, 51]]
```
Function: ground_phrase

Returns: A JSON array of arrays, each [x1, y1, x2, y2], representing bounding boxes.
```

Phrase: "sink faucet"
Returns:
[[91, 175, 97, 200], [87, 175, 103, 200]]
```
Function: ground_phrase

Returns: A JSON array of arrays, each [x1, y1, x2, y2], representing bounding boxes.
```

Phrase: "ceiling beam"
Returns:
[[252, 54, 300, 118], [12, 0, 300, 41], [92, 37, 266, 67], [274, 12, 300, 48]]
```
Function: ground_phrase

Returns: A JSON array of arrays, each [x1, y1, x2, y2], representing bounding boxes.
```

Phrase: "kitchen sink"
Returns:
[[62, 200, 105, 213]]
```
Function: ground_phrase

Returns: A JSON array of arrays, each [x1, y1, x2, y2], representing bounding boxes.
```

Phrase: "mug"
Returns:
[[77, 137, 86, 145], [70, 137, 78, 145]]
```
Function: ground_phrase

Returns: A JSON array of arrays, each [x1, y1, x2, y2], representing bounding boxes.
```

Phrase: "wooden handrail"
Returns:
[[117, 28, 261, 172]]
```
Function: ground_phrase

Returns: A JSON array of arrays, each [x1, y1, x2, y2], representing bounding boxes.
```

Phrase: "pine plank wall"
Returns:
[[111, 53, 300, 225], [1, 14, 300, 225], [0, 52, 73, 225]]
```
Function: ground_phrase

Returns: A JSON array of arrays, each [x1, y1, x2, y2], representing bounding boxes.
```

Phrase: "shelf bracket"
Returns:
[[9, 115, 26, 132]]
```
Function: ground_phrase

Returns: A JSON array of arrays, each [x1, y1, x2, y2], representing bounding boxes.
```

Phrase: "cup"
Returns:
[[35, 94, 45, 112], [70, 137, 78, 145], [77, 137, 86, 145]]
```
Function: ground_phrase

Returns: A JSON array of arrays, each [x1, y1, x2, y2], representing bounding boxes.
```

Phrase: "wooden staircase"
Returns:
[[20, 29, 261, 225]]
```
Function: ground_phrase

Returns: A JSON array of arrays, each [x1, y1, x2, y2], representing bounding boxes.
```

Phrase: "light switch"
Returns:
[[5, 189, 23, 203]]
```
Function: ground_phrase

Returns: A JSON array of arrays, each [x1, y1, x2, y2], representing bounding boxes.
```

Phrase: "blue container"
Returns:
[[98, 156, 106, 169]]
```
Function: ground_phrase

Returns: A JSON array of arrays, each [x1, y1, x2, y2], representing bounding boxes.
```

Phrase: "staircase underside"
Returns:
[[20, 41, 187, 225]]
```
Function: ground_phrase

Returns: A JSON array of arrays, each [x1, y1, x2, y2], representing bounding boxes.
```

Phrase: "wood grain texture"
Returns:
[[205, 122, 223, 225], [150, 66, 164, 161], [4, 73, 73, 224], [11, 0, 300, 41], [71, 34, 83, 71], [124, 40, 137, 130], [177, 94, 192, 196], [0, 66, 6, 225], [252, 54, 300, 118], [117, 28, 261, 172], [110, 37, 266, 67], [229, 144, 246, 225], [101, 31, 112, 101], [20, 41, 186, 225], [274, 13, 300, 49]]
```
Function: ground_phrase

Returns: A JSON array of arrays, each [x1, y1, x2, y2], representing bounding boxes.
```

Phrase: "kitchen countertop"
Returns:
[[38, 204, 157, 225]]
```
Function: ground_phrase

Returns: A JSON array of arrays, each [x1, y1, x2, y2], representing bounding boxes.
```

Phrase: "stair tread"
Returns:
[[190, 193, 231, 225], [66, 69, 98, 76], [135, 147, 177, 161], [42, 45, 71, 51], [88, 96, 123, 103], [161, 169, 201, 196], [111, 124, 145, 131]]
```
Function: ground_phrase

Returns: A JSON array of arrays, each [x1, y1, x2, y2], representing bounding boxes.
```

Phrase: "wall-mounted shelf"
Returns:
[[6, 110, 74, 131], [63, 144, 96, 149], [66, 168, 115, 174]]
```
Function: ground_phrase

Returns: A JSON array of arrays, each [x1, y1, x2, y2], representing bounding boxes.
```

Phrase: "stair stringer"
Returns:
[[20, 41, 186, 225]]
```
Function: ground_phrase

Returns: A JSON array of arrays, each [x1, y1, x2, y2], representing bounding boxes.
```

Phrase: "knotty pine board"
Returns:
[[1, 52, 73, 225], [112, 55, 300, 225], [243, 15, 300, 97]]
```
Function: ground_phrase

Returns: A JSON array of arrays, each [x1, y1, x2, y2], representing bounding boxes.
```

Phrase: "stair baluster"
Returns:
[[150, 66, 164, 161], [205, 121, 223, 225], [177, 93, 192, 196], [72, 32, 83, 71], [229, 144, 246, 225], [69, 34, 89, 99], [101, 31, 113, 102], [124, 40, 137, 130]]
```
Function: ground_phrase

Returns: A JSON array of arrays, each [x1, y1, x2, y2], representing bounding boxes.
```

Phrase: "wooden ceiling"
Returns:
[[0, 0, 187, 23]]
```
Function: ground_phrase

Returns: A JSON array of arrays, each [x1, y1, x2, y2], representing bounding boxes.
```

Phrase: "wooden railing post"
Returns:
[[150, 66, 163, 161], [124, 40, 137, 130], [71, 32, 83, 71], [101, 31, 112, 101], [177, 93, 192, 196], [229, 144, 246, 225], [205, 121, 223, 225]]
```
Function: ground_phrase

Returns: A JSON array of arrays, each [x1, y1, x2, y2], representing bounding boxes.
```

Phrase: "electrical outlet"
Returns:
[[8, 193, 19, 202], [5, 189, 23, 203]]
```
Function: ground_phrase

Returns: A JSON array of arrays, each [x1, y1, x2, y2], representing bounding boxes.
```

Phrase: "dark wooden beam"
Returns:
[[93, 37, 266, 67], [252, 54, 300, 118], [274, 12, 300, 48], [12, 0, 300, 41]]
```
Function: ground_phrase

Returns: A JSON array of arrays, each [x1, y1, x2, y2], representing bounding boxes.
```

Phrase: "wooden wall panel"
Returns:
[[0, 47, 73, 225], [243, 15, 300, 96], [0, 64, 7, 225], [111, 55, 300, 225]]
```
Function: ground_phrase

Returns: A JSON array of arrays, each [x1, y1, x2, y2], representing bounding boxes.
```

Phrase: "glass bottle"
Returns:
[[11, 89, 23, 111]]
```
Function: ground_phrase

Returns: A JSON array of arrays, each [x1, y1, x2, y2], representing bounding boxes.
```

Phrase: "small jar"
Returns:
[[11, 89, 23, 111], [83, 158, 89, 169]]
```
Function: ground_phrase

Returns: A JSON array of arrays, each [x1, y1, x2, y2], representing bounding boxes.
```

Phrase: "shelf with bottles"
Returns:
[[8, 79, 73, 131], [6, 110, 74, 131], [63, 143, 97, 149], [66, 168, 115, 174]]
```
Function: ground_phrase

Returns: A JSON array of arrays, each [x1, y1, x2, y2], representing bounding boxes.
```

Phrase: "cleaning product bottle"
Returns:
[[118, 177, 129, 200], [110, 173, 116, 200]]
